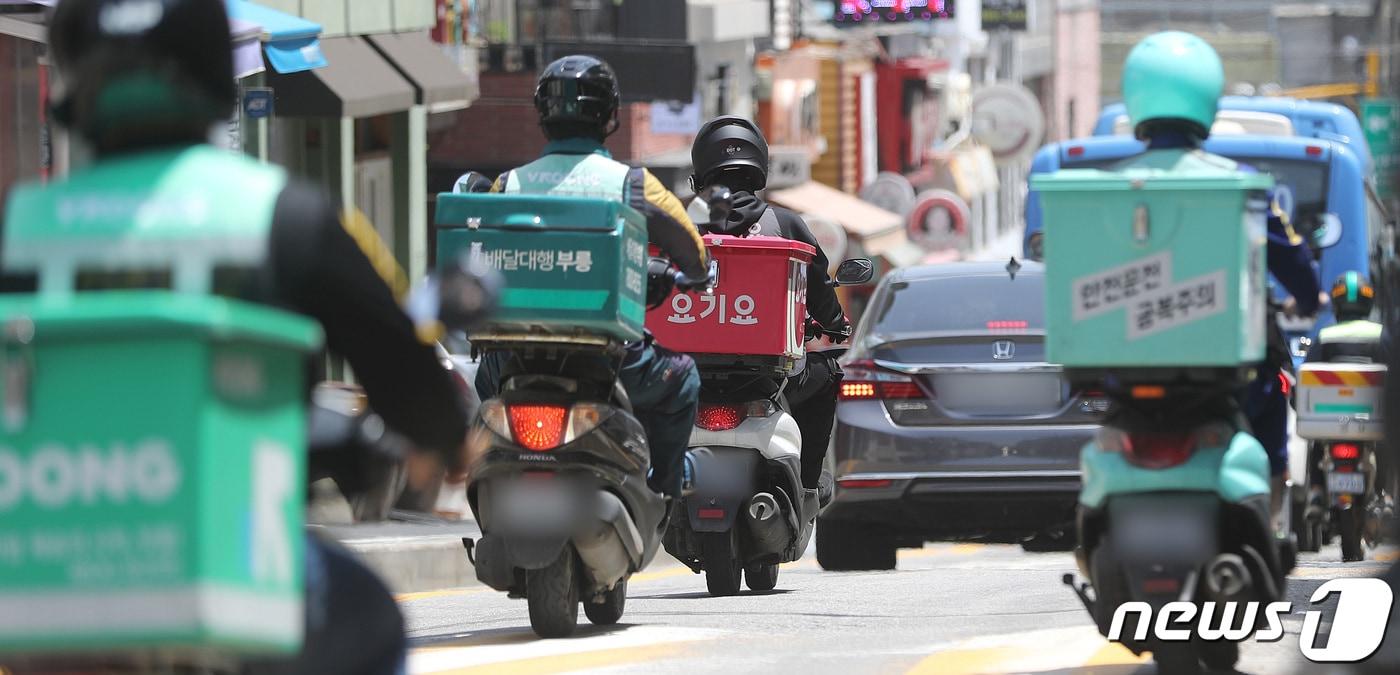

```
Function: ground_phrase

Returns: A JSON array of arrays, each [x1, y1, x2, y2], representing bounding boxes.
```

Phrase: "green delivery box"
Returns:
[[1033, 150, 1273, 368], [0, 292, 320, 656], [435, 194, 648, 342]]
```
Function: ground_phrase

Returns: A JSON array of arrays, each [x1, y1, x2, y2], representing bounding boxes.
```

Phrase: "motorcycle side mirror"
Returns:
[[833, 258, 875, 286], [436, 253, 503, 333]]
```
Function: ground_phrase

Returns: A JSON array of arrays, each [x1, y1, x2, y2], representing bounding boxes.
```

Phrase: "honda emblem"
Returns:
[[992, 340, 1015, 360]]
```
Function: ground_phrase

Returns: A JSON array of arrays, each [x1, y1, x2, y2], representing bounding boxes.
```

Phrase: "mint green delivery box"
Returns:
[[0, 292, 320, 656], [1033, 151, 1273, 368], [436, 194, 648, 342]]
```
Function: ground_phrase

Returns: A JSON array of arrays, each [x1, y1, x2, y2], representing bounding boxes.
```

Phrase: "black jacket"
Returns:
[[721, 191, 845, 327], [2, 167, 468, 464]]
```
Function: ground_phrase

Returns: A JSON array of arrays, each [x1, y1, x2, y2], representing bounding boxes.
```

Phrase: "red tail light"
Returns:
[[508, 404, 568, 451], [840, 360, 925, 400], [986, 320, 1029, 330], [698, 507, 726, 520], [696, 404, 745, 431], [1068, 145, 1085, 157], [1101, 429, 1197, 469], [1331, 443, 1361, 460]]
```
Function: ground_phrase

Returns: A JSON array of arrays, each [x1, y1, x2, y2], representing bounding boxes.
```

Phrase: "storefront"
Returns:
[[0, 1, 54, 204]]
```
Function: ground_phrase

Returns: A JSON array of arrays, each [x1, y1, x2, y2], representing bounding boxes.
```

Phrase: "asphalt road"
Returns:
[[398, 540, 1399, 675]]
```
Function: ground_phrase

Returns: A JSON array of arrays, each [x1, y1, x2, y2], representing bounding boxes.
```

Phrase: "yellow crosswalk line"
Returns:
[[419, 642, 687, 675], [1082, 640, 1151, 668], [903, 646, 1019, 675]]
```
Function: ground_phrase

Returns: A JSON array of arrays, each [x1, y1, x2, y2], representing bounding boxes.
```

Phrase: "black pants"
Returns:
[[246, 534, 406, 675], [786, 352, 844, 489]]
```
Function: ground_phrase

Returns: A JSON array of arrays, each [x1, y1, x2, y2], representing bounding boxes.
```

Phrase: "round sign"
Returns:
[[907, 190, 971, 250], [970, 83, 1045, 165], [802, 213, 848, 267], [859, 172, 917, 216]]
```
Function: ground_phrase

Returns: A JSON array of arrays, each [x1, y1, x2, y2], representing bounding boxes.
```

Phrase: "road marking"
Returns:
[[397, 587, 492, 602], [904, 646, 1011, 675], [409, 625, 721, 674], [904, 627, 1150, 675], [424, 643, 686, 674], [1081, 641, 1150, 667]]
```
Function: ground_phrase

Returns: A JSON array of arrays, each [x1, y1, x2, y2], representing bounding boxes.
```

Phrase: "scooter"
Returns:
[[663, 261, 873, 596], [1064, 381, 1294, 675], [458, 192, 724, 638]]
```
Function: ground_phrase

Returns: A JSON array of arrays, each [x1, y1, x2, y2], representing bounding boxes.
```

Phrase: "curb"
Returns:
[[343, 532, 482, 596]]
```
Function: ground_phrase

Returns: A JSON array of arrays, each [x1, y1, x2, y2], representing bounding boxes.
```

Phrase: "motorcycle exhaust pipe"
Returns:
[[1203, 553, 1253, 603], [745, 492, 792, 556]]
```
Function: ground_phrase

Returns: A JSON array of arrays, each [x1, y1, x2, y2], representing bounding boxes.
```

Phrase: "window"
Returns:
[[870, 273, 1046, 335]]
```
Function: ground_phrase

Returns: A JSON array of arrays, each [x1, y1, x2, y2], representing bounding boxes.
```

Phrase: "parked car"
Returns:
[[817, 261, 1106, 570]]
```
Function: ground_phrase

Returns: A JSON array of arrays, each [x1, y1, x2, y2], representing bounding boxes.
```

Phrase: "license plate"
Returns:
[[1328, 472, 1366, 495]]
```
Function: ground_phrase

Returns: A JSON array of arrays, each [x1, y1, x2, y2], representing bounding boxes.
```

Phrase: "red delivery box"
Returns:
[[647, 235, 814, 360]]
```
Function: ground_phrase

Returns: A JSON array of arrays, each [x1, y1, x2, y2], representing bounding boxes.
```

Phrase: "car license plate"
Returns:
[[1328, 472, 1366, 495]]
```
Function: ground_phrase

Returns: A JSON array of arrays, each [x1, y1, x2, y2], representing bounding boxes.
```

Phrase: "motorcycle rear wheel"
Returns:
[[527, 546, 580, 638], [744, 562, 779, 591], [584, 578, 627, 625], [1339, 507, 1365, 562], [702, 530, 743, 597]]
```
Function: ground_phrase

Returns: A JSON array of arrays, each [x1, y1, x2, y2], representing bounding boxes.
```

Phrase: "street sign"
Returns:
[[1361, 98, 1400, 200], [860, 172, 917, 216], [970, 82, 1045, 165], [243, 88, 275, 120], [982, 0, 1027, 31]]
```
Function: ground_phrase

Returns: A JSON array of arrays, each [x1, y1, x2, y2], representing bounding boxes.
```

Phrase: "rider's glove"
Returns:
[[828, 315, 852, 344]]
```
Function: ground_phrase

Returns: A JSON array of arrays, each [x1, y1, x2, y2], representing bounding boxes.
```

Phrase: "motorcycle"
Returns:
[[1063, 381, 1293, 674], [456, 190, 725, 638], [662, 264, 872, 596]]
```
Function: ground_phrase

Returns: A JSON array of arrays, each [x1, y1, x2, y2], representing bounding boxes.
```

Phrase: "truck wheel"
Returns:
[[702, 530, 743, 596], [744, 562, 779, 591], [815, 519, 897, 571], [584, 578, 627, 625], [1340, 508, 1366, 562], [527, 546, 580, 638]]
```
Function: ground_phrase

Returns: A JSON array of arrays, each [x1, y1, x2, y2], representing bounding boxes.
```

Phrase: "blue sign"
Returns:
[[243, 88, 275, 120]]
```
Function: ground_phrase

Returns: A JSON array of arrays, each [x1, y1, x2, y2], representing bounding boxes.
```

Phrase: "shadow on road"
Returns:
[[409, 622, 635, 647], [628, 589, 798, 600]]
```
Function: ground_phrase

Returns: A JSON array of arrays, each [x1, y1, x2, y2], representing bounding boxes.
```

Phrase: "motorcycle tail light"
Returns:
[[696, 404, 745, 431], [508, 404, 568, 452], [563, 403, 606, 444], [1331, 443, 1361, 460], [1101, 428, 1197, 469]]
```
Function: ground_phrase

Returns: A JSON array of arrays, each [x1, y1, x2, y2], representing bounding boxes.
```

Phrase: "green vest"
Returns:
[[2, 146, 288, 295], [503, 151, 632, 202], [1319, 320, 1384, 344]]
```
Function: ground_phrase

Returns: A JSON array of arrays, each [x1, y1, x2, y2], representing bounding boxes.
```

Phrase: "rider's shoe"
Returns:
[[817, 470, 835, 510]]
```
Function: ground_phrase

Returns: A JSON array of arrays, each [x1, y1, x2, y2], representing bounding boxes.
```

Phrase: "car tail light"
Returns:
[[698, 507, 726, 520], [1099, 428, 1197, 469], [841, 360, 925, 400], [837, 478, 893, 489], [1331, 443, 1361, 460], [508, 404, 568, 451], [1079, 390, 1111, 414], [986, 320, 1029, 331]]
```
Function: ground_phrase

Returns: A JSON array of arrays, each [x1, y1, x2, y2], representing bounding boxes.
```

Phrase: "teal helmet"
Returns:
[[1122, 31, 1224, 141], [1330, 271, 1375, 322]]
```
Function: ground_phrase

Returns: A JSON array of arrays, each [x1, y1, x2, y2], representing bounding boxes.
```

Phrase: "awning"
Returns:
[[230, 18, 264, 79], [267, 36, 414, 118], [768, 181, 905, 241], [365, 32, 476, 113], [226, 0, 328, 74]]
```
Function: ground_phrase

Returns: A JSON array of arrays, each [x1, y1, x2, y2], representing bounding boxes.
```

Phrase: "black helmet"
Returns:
[[534, 55, 620, 140], [1330, 271, 1375, 322], [49, 0, 235, 151], [691, 116, 769, 193]]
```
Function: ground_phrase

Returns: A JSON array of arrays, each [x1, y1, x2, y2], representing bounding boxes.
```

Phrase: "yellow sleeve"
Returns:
[[639, 169, 710, 276], [340, 206, 409, 301]]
